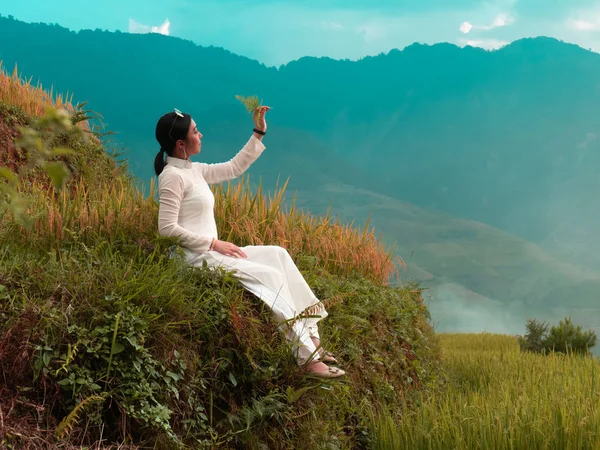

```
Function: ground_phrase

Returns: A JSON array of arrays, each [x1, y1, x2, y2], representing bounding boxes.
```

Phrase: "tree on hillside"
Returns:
[[518, 317, 597, 355]]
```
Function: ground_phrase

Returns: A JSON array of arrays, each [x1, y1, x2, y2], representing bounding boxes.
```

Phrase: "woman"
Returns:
[[153, 106, 345, 378]]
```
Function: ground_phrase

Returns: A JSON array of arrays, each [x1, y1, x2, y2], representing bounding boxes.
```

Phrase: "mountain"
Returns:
[[275, 39, 600, 262], [300, 182, 600, 338], [1, 15, 599, 335]]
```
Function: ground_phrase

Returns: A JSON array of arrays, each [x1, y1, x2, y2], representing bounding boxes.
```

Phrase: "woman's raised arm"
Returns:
[[200, 106, 270, 184]]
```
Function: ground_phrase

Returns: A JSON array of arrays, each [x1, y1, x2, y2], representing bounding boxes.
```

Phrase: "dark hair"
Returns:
[[153, 110, 192, 176]]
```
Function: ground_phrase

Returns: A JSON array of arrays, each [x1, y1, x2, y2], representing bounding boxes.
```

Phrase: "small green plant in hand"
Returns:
[[235, 95, 263, 114]]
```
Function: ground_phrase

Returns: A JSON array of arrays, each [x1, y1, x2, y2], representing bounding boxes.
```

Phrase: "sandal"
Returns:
[[320, 350, 338, 364], [305, 361, 346, 378], [310, 337, 339, 364]]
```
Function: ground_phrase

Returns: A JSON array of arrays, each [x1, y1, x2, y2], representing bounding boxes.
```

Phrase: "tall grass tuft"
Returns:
[[213, 177, 399, 283], [2, 174, 398, 284], [0, 62, 75, 117], [1, 178, 159, 250]]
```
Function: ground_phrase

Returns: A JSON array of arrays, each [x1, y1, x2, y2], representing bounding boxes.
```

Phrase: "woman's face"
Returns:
[[182, 119, 203, 157]]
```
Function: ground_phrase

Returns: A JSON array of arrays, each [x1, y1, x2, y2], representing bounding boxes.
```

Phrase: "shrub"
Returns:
[[518, 317, 597, 355]]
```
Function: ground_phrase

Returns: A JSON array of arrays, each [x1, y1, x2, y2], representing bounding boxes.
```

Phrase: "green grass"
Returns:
[[371, 333, 600, 450], [0, 224, 438, 449]]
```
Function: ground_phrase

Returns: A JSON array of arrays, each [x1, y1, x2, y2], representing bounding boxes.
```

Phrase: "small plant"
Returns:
[[0, 105, 76, 225], [235, 94, 262, 113], [0, 62, 74, 116], [55, 394, 107, 439], [518, 317, 597, 355]]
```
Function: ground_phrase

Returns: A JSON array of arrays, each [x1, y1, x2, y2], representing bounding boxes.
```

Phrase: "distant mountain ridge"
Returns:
[[2, 15, 600, 335]]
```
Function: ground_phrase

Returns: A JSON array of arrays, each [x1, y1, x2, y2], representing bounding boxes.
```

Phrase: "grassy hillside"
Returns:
[[0, 65, 439, 448], [371, 333, 600, 449]]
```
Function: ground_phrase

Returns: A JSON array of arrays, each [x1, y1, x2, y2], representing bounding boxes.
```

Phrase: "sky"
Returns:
[[2, 0, 600, 66]]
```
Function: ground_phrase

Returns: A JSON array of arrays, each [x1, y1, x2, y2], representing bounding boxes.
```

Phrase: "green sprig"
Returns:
[[235, 95, 262, 113]]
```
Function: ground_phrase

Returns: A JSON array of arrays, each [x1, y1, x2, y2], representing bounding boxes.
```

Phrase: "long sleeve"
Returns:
[[158, 170, 214, 254], [200, 135, 266, 184]]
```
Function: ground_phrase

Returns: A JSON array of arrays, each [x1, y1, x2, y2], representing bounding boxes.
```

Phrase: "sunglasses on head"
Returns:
[[168, 108, 184, 141]]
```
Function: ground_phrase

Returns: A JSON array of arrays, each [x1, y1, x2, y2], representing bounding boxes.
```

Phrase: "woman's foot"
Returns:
[[310, 337, 339, 364], [305, 360, 345, 378]]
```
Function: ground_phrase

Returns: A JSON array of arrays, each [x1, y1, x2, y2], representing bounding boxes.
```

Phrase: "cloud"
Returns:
[[322, 21, 344, 31], [491, 12, 514, 28], [460, 21, 474, 33], [459, 38, 510, 50], [568, 14, 600, 32], [128, 17, 170, 35], [572, 20, 600, 31], [460, 13, 514, 34], [514, 0, 597, 21], [355, 23, 385, 42], [578, 132, 596, 149]]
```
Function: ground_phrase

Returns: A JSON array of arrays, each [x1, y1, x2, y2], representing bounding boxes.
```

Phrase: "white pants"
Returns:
[[187, 245, 327, 366]]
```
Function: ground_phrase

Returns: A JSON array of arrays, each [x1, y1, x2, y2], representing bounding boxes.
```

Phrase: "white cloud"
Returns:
[[573, 20, 600, 31], [460, 13, 514, 34], [491, 13, 513, 28], [567, 6, 600, 32], [356, 23, 385, 42], [569, 17, 600, 31], [460, 21, 474, 34], [459, 38, 510, 50], [129, 18, 171, 36], [322, 21, 344, 31]]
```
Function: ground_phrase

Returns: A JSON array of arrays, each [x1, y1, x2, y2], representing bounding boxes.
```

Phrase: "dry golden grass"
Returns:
[[213, 177, 400, 283], [1, 178, 157, 250], [3, 175, 398, 283], [0, 62, 75, 117]]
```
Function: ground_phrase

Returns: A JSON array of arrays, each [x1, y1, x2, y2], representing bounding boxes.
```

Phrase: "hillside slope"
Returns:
[[0, 73, 438, 448]]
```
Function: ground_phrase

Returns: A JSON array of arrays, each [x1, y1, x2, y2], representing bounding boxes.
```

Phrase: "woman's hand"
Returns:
[[212, 239, 248, 258], [252, 105, 270, 132]]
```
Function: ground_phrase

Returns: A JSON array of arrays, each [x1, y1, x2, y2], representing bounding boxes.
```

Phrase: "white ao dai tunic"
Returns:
[[157, 136, 326, 365]]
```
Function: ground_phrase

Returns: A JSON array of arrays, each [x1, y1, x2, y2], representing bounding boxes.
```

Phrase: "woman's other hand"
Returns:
[[212, 240, 248, 258], [253, 105, 270, 132]]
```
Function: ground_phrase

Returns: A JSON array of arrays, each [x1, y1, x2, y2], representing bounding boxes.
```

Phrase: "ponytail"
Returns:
[[154, 110, 192, 176], [154, 148, 167, 176]]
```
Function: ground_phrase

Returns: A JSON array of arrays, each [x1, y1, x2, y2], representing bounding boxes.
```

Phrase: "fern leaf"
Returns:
[[56, 394, 106, 439], [235, 95, 262, 113], [56, 341, 81, 375]]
